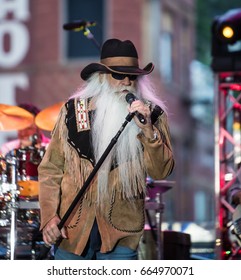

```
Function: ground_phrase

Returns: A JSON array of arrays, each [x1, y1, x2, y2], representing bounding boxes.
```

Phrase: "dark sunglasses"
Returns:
[[111, 73, 138, 81]]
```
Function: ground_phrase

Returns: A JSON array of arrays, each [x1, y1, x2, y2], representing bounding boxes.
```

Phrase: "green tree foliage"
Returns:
[[196, 0, 241, 65]]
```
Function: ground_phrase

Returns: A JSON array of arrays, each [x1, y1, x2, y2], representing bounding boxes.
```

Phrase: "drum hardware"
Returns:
[[0, 198, 10, 228], [19, 200, 39, 210], [144, 179, 175, 260], [0, 152, 43, 259], [0, 103, 52, 258], [0, 218, 9, 227], [2, 156, 19, 260], [10, 146, 45, 199]]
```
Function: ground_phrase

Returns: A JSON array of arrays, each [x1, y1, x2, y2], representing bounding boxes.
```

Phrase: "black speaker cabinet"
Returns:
[[138, 229, 191, 260]]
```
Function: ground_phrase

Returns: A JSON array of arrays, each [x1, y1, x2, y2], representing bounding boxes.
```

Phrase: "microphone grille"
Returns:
[[125, 93, 136, 104]]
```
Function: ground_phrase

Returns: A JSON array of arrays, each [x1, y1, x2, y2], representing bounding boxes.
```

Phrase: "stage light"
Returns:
[[211, 8, 241, 71], [222, 26, 234, 39], [212, 8, 241, 47], [216, 23, 238, 44], [214, 9, 241, 45]]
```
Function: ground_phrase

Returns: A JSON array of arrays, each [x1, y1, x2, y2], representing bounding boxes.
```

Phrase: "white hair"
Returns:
[[70, 72, 165, 204], [136, 75, 167, 113]]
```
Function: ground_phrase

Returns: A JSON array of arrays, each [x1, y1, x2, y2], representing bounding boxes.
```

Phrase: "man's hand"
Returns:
[[42, 215, 68, 246]]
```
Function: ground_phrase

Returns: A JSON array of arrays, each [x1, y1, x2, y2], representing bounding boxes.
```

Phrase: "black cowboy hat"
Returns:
[[80, 38, 154, 80]]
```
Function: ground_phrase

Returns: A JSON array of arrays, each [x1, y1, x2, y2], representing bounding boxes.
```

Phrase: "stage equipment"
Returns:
[[144, 178, 174, 259], [211, 8, 241, 72], [211, 8, 241, 260], [0, 104, 34, 131], [63, 19, 101, 51], [35, 102, 64, 131], [63, 20, 96, 31], [11, 146, 45, 198], [0, 155, 18, 259], [212, 56, 241, 259], [232, 205, 241, 243], [0, 146, 46, 259]]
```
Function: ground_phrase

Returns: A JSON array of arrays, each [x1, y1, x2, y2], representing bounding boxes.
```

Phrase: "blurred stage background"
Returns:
[[1, 0, 241, 260]]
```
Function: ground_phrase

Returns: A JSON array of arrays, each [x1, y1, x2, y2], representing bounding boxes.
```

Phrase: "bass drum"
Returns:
[[10, 147, 45, 199]]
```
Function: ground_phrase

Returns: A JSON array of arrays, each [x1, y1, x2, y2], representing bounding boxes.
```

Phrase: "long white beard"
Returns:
[[90, 77, 146, 203], [71, 73, 159, 203]]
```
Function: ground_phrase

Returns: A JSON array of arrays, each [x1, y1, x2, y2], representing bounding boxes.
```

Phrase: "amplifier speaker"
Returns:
[[138, 229, 191, 260]]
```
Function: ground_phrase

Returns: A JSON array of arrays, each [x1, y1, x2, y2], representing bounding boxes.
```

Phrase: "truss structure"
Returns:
[[214, 71, 241, 259]]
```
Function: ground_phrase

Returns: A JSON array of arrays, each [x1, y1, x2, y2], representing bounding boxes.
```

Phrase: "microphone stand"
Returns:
[[63, 20, 101, 51], [36, 112, 135, 259], [82, 27, 101, 51]]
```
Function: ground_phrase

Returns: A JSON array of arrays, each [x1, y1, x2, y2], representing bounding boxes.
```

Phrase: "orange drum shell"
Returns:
[[18, 180, 39, 198]]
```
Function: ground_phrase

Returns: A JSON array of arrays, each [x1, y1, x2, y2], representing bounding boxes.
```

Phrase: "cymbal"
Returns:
[[146, 179, 175, 201], [35, 101, 64, 131], [0, 104, 34, 131]]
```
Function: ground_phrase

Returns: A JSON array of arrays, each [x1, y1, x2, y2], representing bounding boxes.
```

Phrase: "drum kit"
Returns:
[[0, 102, 63, 260]]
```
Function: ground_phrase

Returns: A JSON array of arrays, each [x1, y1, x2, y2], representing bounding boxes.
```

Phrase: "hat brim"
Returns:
[[80, 62, 154, 81]]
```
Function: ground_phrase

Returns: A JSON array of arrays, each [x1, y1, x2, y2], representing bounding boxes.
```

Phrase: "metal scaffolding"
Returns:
[[214, 71, 241, 259]]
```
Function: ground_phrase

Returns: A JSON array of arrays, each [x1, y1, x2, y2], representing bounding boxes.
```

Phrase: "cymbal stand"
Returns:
[[145, 192, 165, 259], [145, 180, 175, 260], [5, 156, 19, 260], [155, 192, 164, 260]]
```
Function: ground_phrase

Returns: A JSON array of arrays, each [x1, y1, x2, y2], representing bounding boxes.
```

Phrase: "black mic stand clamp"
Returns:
[[82, 27, 101, 51], [63, 20, 101, 51]]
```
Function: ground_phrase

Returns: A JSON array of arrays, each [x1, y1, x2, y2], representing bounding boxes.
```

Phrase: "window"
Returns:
[[159, 12, 173, 83], [160, 32, 172, 82], [63, 0, 104, 60], [194, 191, 207, 222]]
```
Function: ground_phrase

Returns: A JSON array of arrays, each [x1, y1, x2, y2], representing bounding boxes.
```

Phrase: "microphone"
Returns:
[[125, 93, 147, 124], [63, 20, 96, 31]]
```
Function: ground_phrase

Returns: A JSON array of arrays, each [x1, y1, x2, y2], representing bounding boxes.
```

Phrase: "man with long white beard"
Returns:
[[38, 38, 175, 260]]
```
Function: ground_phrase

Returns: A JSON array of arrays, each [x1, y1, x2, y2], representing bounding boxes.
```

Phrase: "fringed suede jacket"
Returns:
[[38, 97, 174, 256]]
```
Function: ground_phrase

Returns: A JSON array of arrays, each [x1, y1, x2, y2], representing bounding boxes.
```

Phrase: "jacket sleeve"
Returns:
[[137, 112, 175, 179], [38, 105, 66, 230]]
